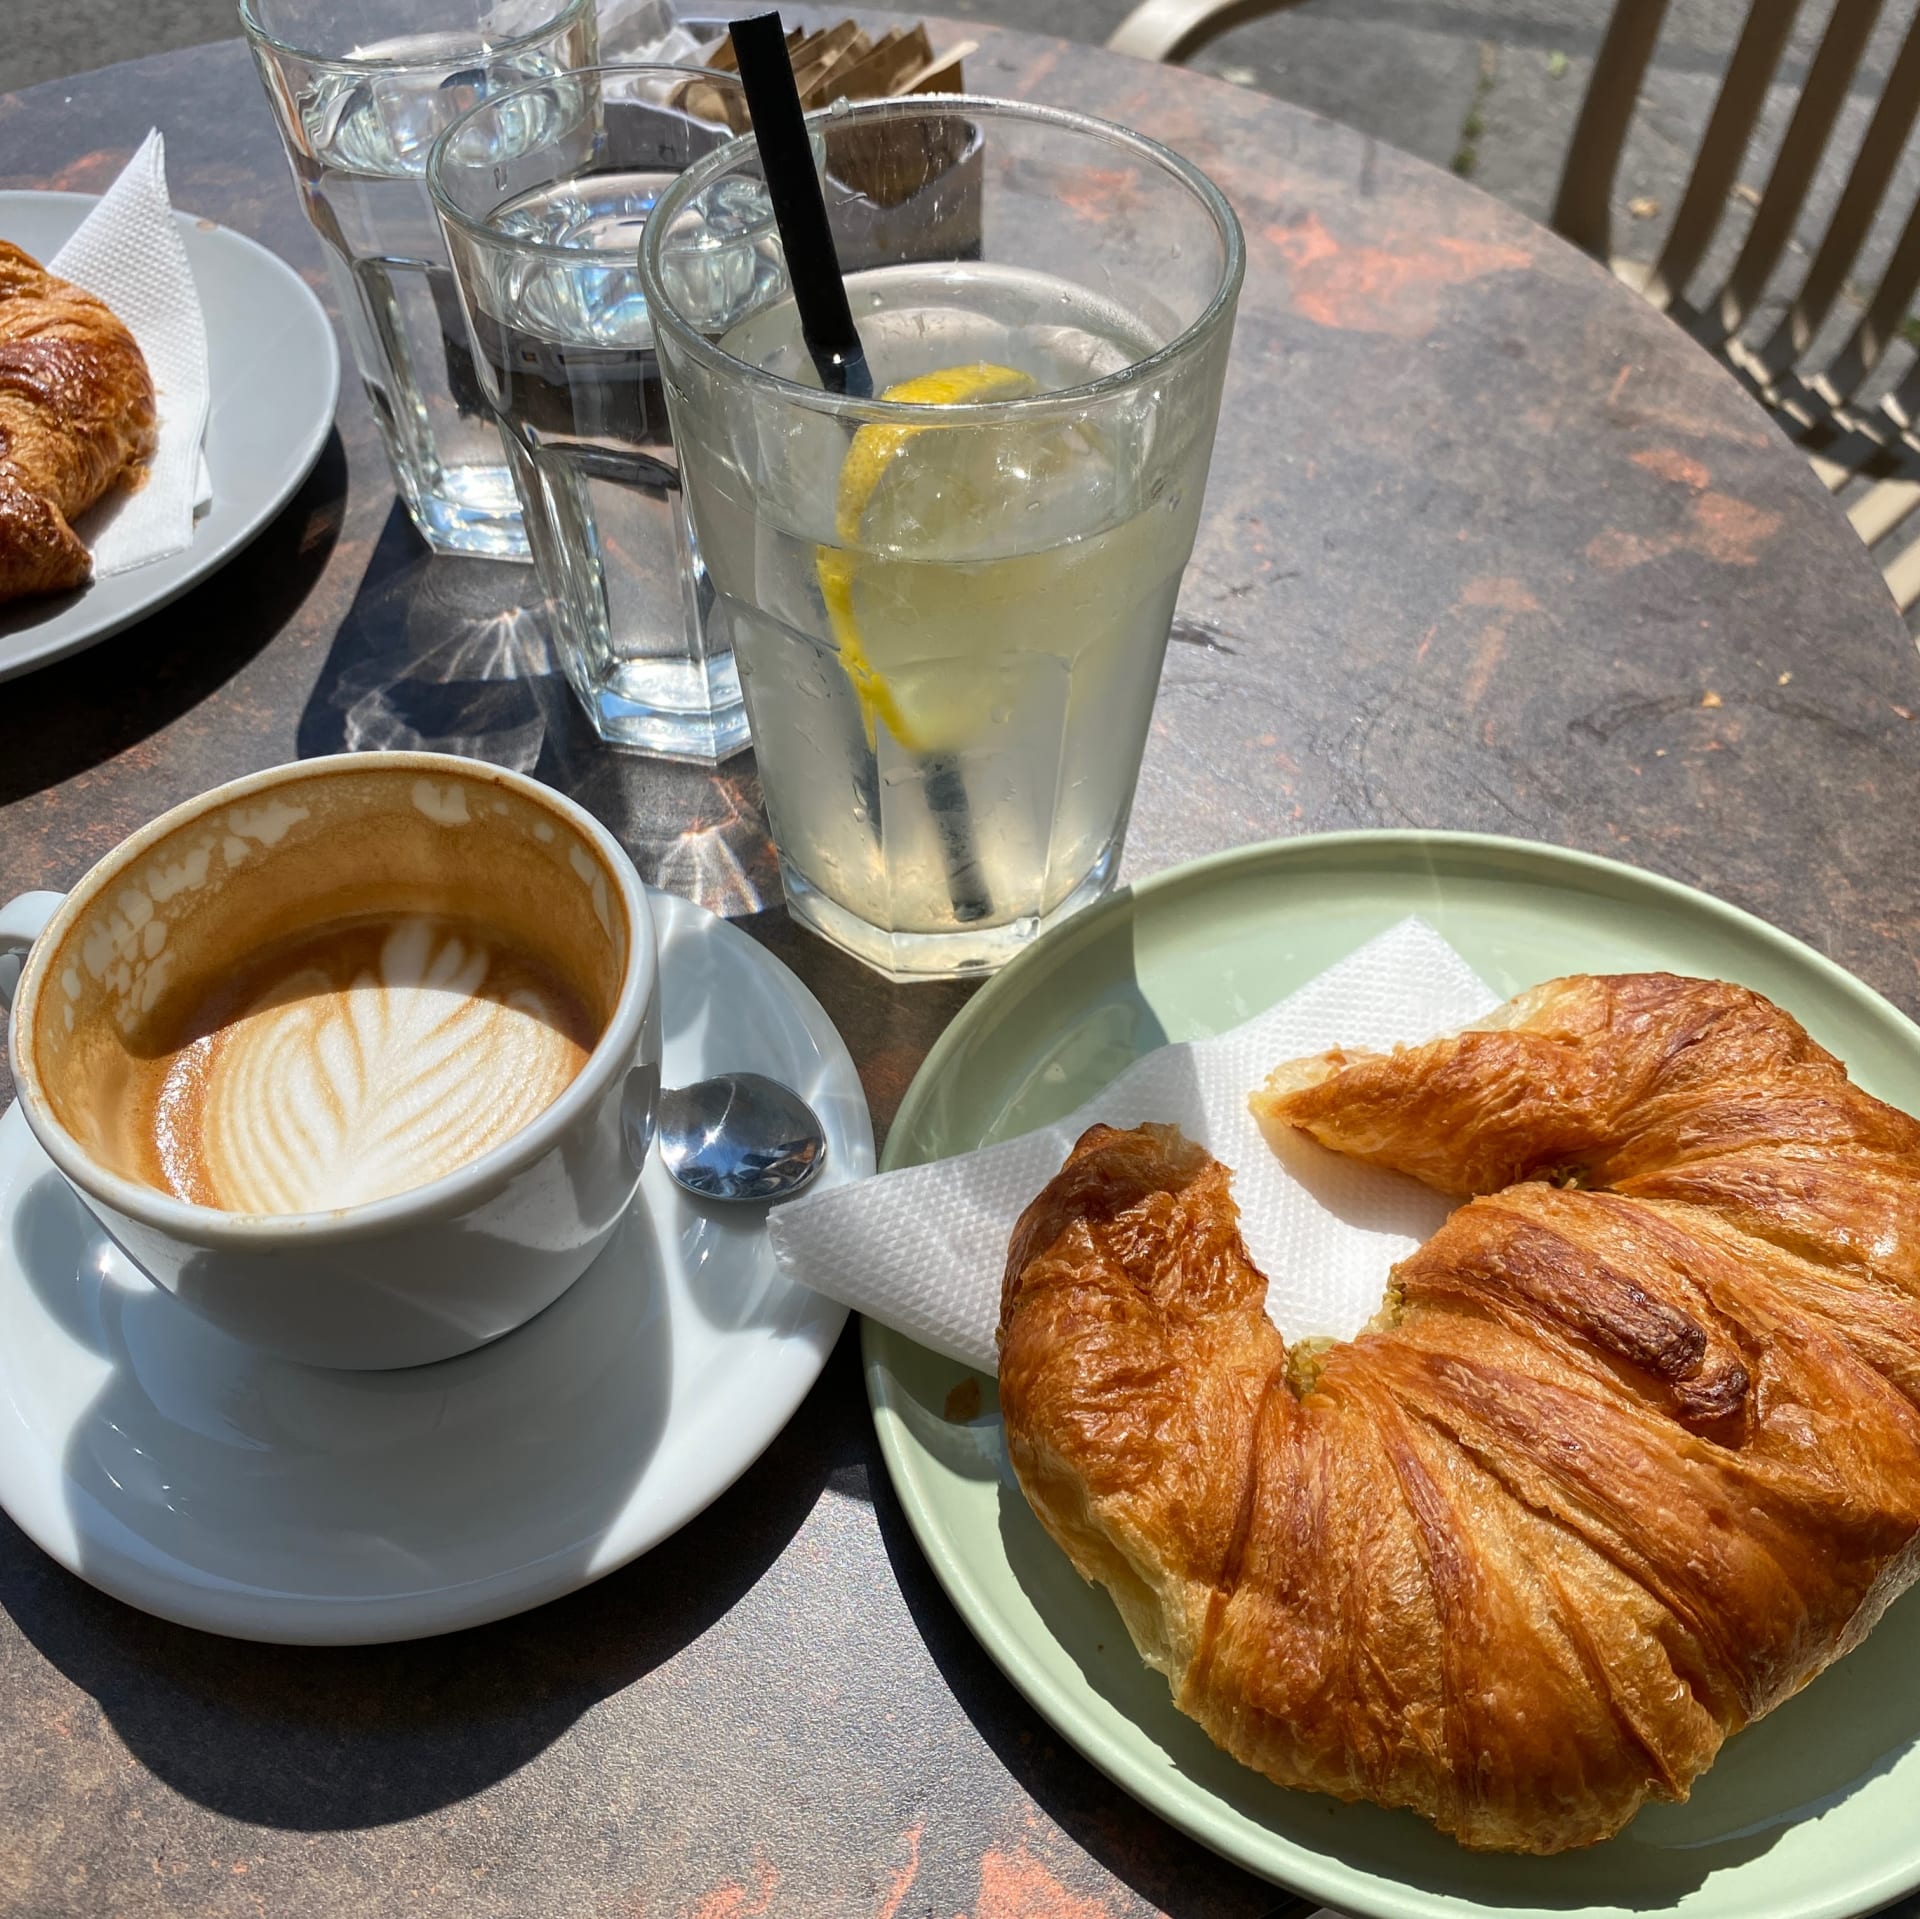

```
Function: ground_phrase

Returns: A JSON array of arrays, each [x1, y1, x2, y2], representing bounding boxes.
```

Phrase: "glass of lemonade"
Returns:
[[429, 65, 761, 761], [241, 0, 597, 560], [639, 97, 1243, 979]]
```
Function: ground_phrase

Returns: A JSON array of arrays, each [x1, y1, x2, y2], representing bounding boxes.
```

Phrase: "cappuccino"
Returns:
[[7, 753, 656, 1367], [29, 761, 629, 1228], [128, 913, 598, 1213]]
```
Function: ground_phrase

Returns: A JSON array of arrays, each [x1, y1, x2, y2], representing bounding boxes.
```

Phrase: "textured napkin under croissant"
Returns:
[[0, 241, 156, 602], [997, 973, 1920, 1854]]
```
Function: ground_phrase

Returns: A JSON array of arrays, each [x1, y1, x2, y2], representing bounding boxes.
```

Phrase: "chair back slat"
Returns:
[[1872, 339, 1920, 431], [1847, 473, 1920, 544], [1714, 0, 1884, 340], [1877, 525, 1920, 608], [1825, 187, 1920, 398], [1551, 0, 1672, 258], [1754, 6, 1920, 379], [1645, 3, 1800, 309]]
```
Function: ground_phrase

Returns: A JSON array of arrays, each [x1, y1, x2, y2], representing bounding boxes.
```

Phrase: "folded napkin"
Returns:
[[49, 129, 212, 577], [770, 917, 1502, 1376]]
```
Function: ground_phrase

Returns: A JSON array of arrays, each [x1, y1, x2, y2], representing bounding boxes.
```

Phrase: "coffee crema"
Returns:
[[130, 913, 599, 1213]]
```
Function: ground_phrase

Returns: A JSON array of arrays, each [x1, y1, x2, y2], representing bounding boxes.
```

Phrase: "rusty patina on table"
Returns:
[[2, 21, 1918, 1919]]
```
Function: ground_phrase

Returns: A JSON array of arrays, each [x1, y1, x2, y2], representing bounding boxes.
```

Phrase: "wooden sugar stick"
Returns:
[[797, 30, 877, 106], [901, 40, 975, 93], [831, 24, 925, 99]]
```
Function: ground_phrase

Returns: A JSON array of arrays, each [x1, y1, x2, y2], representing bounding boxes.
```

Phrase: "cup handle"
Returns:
[[0, 892, 63, 1016]]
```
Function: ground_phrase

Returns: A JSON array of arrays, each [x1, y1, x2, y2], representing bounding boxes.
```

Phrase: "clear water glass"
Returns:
[[639, 97, 1243, 979], [241, 0, 597, 560], [430, 65, 763, 761]]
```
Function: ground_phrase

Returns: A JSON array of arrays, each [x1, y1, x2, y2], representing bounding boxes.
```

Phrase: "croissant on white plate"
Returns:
[[996, 973, 1920, 1853], [0, 239, 156, 603]]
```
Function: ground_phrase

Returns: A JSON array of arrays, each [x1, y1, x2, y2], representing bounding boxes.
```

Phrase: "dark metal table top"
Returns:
[[2, 21, 1917, 1919]]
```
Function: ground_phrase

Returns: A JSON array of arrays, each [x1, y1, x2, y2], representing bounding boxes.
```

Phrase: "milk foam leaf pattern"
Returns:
[[185, 919, 586, 1214]]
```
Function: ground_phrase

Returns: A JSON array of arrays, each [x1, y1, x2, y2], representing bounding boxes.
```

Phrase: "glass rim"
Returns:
[[426, 60, 745, 256], [636, 92, 1246, 428], [238, 0, 592, 76]]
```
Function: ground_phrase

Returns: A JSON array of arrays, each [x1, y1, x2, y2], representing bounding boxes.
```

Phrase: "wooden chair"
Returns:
[[1107, 0, 1920, 621]]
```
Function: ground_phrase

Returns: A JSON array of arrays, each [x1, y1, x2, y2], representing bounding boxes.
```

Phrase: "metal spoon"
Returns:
[[653, 1072, 828, 1204]]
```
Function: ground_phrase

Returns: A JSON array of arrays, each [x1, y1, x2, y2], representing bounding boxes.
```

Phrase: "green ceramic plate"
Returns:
[[862, 831, 1920, 1919]]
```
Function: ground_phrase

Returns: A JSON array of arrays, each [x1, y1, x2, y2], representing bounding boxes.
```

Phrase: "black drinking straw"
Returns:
[[728, 11, 994, 929], [728, 11, 872, 399]]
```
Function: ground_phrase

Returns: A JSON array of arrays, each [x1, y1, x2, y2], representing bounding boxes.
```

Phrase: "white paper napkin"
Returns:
[[48, 129, 211, 577], [770, 918, 1501, 1376], [596, 0, 715, 64]]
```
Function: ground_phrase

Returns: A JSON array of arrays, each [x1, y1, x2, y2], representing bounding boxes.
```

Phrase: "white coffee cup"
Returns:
[[0, 752, 660, 1370]]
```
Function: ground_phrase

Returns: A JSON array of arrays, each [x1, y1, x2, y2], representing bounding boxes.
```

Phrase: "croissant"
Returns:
[[996, 973, 1920, 1853], [0, 239, 157, 603]]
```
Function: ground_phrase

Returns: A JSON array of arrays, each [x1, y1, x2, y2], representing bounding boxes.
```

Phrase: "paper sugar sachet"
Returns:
[[770, 918, 1501, 1375]]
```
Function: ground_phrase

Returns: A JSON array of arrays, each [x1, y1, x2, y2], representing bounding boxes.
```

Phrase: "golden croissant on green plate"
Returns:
[[997, 974, 1920, 1853]]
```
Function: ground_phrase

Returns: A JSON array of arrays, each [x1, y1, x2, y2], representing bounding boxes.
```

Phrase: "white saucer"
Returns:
[[0, 890, 870, 1644]]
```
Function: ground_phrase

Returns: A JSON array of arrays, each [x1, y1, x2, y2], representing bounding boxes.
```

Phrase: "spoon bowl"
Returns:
[[655, 1071, 828, 1203]]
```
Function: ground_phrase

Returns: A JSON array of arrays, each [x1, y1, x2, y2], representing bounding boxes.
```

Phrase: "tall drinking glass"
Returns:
[[639, 98, 1243, 979], [240, 0, 597, 559], [429, 66, 759, 761]]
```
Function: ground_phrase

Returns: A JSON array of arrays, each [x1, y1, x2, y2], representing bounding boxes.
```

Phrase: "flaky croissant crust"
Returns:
[[0, 239, 157, 602], [996, 974, 1920, 1853]]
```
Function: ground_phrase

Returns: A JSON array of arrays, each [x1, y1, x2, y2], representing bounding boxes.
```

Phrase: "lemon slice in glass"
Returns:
[[815, 362, 1038, 754]]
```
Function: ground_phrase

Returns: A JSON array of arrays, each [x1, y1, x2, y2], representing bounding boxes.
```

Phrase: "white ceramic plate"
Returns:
[[0, 890, 870, 1643], [0, 191, 341, 682]]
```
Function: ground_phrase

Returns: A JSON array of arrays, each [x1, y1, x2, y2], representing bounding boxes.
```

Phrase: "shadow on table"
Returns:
[[293, 502, 780, 918], [0, 429, 347, 808], [865, 1452, 1296, 1919], [0, 1307, 866, 1832], [730, 900, 982, 1146]]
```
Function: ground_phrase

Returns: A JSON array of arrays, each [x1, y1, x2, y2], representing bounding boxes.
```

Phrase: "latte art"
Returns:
[[147, 915, 596, 1213]]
